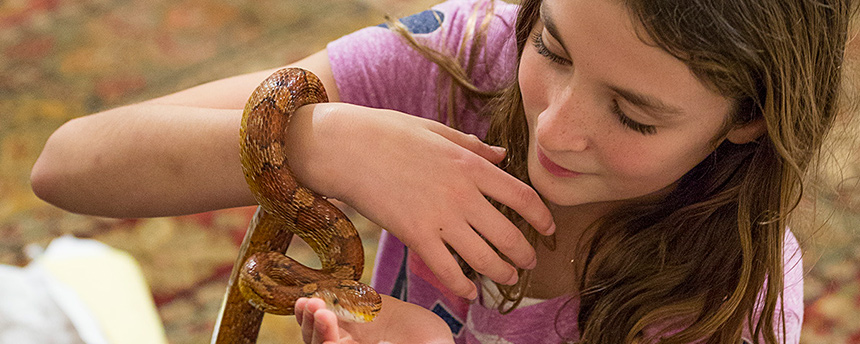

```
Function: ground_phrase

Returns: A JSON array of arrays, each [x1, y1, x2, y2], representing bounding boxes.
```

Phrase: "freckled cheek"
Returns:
[[603, 144, 706, 194], [602, 145, 646, 175], [518, 54, 549, 128], [600, 143, 676, 183]]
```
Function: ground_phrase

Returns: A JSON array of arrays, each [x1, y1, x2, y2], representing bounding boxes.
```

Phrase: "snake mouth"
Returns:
[[327, 304, 377, 323], [312, 280, 382, 323]]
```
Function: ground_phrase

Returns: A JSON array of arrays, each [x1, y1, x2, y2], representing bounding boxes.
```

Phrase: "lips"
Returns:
[[537, 147, 581, 178]]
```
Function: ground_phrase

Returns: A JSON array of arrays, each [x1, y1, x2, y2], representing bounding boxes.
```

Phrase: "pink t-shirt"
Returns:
[[327, 0, 804, 342]]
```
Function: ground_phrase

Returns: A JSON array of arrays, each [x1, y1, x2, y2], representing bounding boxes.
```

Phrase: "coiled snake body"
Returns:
[[213, 68, 381, 343]]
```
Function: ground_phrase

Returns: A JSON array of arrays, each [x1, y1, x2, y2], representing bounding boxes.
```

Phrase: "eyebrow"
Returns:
[[540, 2, 683, 118], [610, 86, 684, 116], [540, 3, 570, 53]]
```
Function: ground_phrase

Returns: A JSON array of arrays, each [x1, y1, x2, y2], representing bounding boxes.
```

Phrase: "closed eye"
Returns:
[[612, 100, 657, 135], [531, 31, 572, 66]]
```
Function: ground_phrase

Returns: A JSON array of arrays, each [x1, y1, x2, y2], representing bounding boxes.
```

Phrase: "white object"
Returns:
[[0, 236, 168, 344]]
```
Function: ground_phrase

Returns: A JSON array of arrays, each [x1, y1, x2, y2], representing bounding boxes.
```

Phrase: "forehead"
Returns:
[[536, 0, 734, 121]]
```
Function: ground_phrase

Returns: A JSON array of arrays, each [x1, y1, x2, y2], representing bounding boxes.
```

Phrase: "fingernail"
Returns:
[[526, 258, 537, 270], [492, 146, 507, 155], [467, 288, 478, 300], [546, 223, 556, 235], [505, 271, 519, 285]]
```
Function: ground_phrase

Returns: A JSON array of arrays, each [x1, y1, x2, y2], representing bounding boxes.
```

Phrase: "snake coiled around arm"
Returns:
[[215, 68, 382, 343]]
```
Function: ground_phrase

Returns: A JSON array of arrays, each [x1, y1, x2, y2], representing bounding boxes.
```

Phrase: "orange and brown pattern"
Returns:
[[214, 67, 380, 342]]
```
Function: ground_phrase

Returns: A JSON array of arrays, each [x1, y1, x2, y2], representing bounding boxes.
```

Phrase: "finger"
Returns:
[[476, 164, 556, 235], [428, 123, 506, 164], [411, 241, 478, 299], [312, 309, 340, 344], [442, 225, 518, 285], [295, 297, 309, 326], [302, 298, 327, 342], [467, 200, 537, 271]]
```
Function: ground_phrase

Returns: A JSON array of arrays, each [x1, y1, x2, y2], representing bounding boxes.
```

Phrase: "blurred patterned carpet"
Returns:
[[1, 0, 859, 343]]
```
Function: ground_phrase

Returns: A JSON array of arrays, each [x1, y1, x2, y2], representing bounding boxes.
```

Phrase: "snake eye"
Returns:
[[332, 297, 340, 305]]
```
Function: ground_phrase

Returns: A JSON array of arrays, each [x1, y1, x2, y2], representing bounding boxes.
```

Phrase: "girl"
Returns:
[[31, 0, 856, 343]]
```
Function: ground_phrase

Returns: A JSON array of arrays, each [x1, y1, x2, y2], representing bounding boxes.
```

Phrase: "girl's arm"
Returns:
[[30, 103, 250, 217], [30, 50, 337, 218], [31, 49, 554, 299]]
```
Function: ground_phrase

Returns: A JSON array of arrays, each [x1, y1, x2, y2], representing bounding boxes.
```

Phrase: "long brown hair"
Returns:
[[390, 0, 856, 342], [485, 0, 856, 343]]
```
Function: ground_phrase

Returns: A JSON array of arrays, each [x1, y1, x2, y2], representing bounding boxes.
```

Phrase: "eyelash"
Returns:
[[612, 100, 658, 135], [530, 31, 572, 66], [532, 30, 657, 136]]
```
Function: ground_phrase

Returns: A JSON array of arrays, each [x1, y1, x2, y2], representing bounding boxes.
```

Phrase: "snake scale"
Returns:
[[213, 68, 381, 343]]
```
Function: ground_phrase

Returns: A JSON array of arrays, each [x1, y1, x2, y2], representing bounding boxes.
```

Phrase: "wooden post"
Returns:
[[211, 207, 293, 344]]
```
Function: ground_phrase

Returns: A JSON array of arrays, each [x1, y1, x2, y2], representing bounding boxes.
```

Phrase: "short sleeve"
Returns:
[[779, 230, 804, 343], [740, 229, 804, 344], [645, 230, 805, 344], [326, 0, 518, 135]]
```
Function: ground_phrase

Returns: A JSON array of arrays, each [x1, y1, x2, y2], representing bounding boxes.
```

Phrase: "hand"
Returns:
[[294, 295, 455, 344], [285, 103, 556, 299]]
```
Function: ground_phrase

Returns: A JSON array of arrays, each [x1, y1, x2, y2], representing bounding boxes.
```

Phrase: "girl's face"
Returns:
[[519, 0, 748, 207]]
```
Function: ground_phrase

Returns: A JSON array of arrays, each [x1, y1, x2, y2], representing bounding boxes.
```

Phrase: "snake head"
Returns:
[[311, 280, 382, 323]]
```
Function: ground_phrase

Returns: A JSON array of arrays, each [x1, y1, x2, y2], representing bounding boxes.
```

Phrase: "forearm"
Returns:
[[31, 103, 256, 217], [30, 52, 339, 218]]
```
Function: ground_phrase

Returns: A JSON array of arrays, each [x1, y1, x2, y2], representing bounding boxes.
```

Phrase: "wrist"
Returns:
[[283, 102, 349, 200]]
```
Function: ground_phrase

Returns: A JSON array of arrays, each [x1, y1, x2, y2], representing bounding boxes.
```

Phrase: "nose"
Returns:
[[535, 86, 593, 153]]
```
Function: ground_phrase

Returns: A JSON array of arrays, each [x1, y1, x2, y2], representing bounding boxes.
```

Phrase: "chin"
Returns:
[[527, 163, 629, 208], [528, 165, 584, 207]]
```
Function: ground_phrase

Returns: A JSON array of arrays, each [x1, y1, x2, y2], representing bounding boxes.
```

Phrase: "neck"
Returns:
[[524, 201, 618, 299], [547, 201, 618, 249]]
